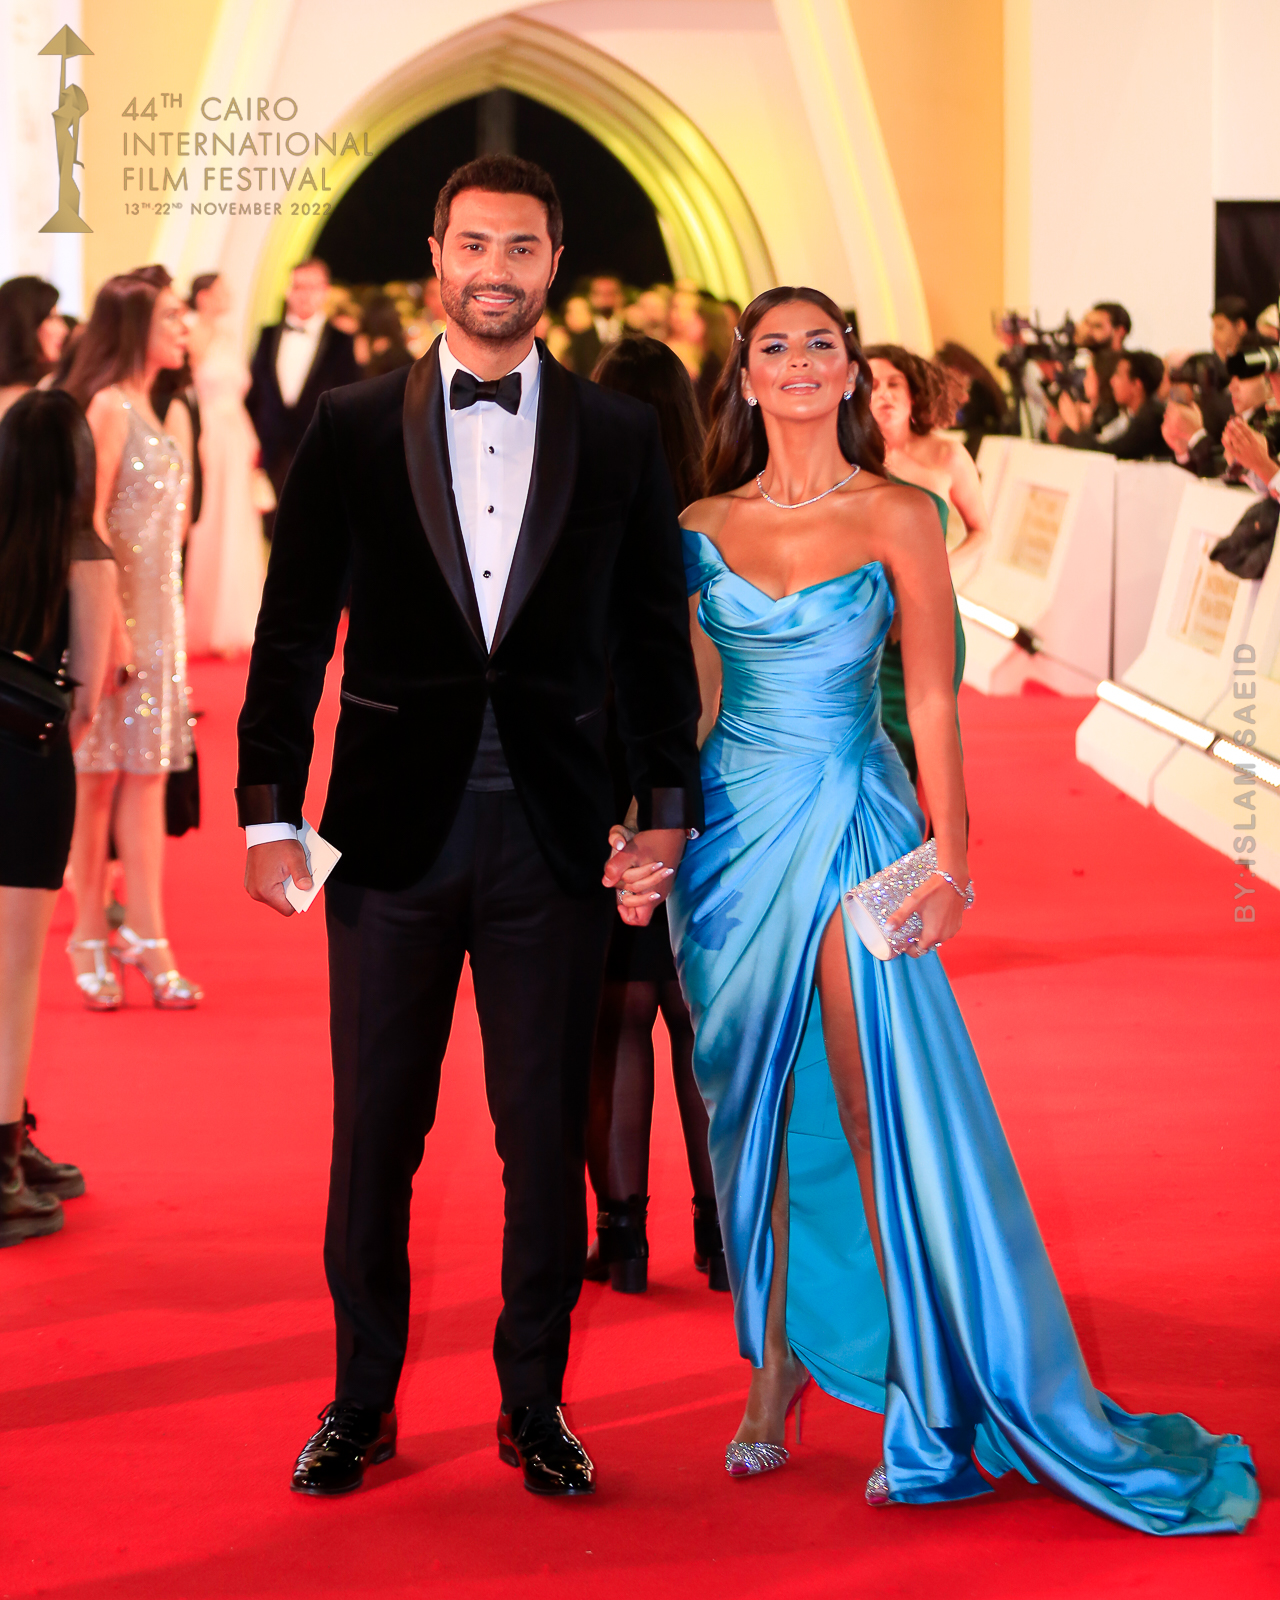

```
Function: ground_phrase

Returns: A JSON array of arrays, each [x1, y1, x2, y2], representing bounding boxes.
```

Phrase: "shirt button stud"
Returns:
[[487, 505, 494, 514], [482, 569, 491, 579], [488, 446, 495, 455]]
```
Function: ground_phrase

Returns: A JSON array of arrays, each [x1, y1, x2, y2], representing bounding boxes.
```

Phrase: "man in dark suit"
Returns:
[[236, 157, 702, 1499], [1049, 350, 1172, 459], [245, 256, 362, 536]]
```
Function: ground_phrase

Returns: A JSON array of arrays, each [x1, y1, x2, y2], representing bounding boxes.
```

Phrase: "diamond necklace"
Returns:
[[755, 464, 861, 510]]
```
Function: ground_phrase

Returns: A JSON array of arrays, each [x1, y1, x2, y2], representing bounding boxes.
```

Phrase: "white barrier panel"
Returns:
[[974, 434, 1014, 521], [1112, 463, 1187, 677], [1151, 523, 1280, 889], [960, 441, 1114, 695], [1076, 480, 1262, 807]]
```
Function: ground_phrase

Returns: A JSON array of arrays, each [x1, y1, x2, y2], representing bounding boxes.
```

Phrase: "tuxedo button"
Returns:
[[485, 669, 501, 684]]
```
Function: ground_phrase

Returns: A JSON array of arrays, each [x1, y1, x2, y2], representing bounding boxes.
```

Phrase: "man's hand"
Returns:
[[1044, 404, 1065, 443], [602, 826, 685, 927], [245, 839, 312, 917], [1222, 416, 1277, 481]]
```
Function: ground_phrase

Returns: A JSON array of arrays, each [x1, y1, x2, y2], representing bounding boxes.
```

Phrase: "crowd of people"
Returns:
[[5, 249, 1278, 1254], [3, 243, 1278, 1258], [0, 147, 1259, 1535]]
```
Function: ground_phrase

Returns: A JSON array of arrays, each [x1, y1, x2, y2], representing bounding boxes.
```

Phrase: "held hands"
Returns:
[[601, 825, 685, 927], [885, 870, 969, 958], [245, 839, 312, 917]]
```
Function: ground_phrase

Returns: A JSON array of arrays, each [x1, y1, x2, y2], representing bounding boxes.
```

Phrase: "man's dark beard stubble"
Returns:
[[440, 275, 549, 345]]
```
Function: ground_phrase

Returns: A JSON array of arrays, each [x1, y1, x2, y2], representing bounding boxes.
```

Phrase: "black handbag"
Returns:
[[0, 649, 75, 755], [1211, 497, 1278, 580], [165, 715, 201, 836]]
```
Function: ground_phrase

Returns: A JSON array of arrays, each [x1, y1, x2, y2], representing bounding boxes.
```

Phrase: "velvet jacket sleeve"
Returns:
[[606, 410, 704, 834], [235, 392, 349, 825]]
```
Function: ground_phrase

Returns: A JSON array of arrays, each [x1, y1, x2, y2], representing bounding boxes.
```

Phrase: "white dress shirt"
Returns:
[[246, 333, 542, 849], [438, 334, 540, 650], [275, 309, 326, 407]]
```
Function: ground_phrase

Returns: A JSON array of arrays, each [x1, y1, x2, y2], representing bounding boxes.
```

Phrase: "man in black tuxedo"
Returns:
[[236, 156, 702, 1498], [1049, 350, 1172, 459], [245, 256, 362, 537]]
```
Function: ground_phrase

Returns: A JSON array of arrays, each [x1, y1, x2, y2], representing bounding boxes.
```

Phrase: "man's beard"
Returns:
[[440, 275, 547, 345]]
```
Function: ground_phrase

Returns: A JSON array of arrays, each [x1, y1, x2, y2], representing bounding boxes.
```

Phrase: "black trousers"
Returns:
[[323, 790, 614, 1413]]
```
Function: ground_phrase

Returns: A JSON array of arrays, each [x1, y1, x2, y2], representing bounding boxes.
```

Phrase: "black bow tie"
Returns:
[[283, 320, 310, 333], [450, 368, 521, 415]]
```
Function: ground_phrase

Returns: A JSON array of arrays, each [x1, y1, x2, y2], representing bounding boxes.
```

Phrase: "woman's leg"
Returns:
[[586, 978, 660, 1200], [69, 771, 117, 944], [816, 907, 885, 1284], [658, 979, 715, 1197], [0, 889, 58, 1123], [113, 772, 168, 954], [732, 1077, 806, 1444]]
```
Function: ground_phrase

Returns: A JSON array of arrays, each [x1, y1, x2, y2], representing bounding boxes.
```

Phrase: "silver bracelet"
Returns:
[[933, 869, 974, 908]]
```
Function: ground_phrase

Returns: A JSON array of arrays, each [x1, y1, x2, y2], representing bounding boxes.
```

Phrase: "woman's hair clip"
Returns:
[[845, 324, 853, 334], [733, 325, 743, 342]]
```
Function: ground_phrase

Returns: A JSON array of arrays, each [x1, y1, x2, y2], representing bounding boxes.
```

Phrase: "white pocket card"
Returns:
[[283, 819, 342, 914]]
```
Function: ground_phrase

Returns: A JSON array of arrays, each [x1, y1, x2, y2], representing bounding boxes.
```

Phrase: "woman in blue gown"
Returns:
[[652, 287, 1257, 1533]]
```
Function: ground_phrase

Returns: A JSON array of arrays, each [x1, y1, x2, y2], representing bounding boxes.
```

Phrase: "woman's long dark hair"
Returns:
[[59, 273, 160, 409], [0, 388, 97, 656], [703, 286, 884, 497], [592, 335, 705, 507], [0, 275, 60, 387]]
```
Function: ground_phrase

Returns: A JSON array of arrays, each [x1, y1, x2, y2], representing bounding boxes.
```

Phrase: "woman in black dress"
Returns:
[[584, 335, 727, 1293], [0, 389, 116, 1246]]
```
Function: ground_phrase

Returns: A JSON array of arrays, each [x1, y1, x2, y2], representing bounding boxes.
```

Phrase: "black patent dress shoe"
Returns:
[[497, 1405, 595, 1495], [290, 1400, 397, 1495], [21, 1107, 85, 1199]]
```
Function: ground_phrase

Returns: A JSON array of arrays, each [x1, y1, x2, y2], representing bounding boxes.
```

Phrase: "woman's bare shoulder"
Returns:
[[85, 387, 130, 441], [679, 485, 753, 536]]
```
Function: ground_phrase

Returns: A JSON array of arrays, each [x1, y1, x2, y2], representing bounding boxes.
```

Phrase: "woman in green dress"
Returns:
[[865, 345, 988, 785]]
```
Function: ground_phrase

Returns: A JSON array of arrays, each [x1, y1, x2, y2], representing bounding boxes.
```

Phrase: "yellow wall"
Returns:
[[847, 0, 1005, 363], [74, 0, 1007, 367], [79, 0, 223, 297]]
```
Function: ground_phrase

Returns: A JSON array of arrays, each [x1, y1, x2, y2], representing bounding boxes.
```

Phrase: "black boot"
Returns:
[[21, 1104, 85, 1199], [692, 1194, 730, 1292], [594, 1194, 648, 1293], [1, 1121, 64, 1248]]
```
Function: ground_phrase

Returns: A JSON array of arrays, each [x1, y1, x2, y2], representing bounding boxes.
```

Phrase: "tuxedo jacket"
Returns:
[[245, 319, 363, 478], [1059, 398, 1173, 460], [235, 338, 704, 896]]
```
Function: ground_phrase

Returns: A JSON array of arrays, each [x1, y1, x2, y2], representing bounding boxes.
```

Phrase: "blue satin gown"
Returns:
[[667, 527, 1258, 1534]]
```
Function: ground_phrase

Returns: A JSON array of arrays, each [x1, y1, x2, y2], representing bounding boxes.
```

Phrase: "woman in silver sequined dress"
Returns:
[[60, 275, 202, 1008]]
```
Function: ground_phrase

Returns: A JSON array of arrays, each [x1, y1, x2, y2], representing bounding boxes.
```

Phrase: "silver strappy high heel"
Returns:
[[865, 1460, 890, 1505], [111, 925, 202, 1009], [65, 938, 123, 1011], [724, 1371, 811, 1477]]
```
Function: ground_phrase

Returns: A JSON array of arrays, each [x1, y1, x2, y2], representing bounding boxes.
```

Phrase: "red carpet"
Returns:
[[4, 658, 1277, 1599]]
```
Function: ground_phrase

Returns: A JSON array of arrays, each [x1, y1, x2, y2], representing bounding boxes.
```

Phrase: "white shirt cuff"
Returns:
[[1187, 428, 1207, 450], [245, 821, 298, 848], [1269, 468, 1280, 499]]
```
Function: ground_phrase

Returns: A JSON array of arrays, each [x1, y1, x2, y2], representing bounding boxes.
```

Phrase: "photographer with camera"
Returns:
[[1047, 349, 1171, 459], [1163, 331, 1280, 485]]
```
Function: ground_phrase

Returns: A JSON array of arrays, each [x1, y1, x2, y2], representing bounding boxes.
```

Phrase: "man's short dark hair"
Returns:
[[1119, 349, 1163, 401], [291, 257, 330, 280], [433, 156, 564, 253], [1092, 301, 1131, 337], [1213, 294, 1250, 324]]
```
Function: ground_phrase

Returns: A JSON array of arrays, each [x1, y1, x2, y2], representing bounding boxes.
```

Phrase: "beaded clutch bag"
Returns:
[[844, 839, 973, 960]]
